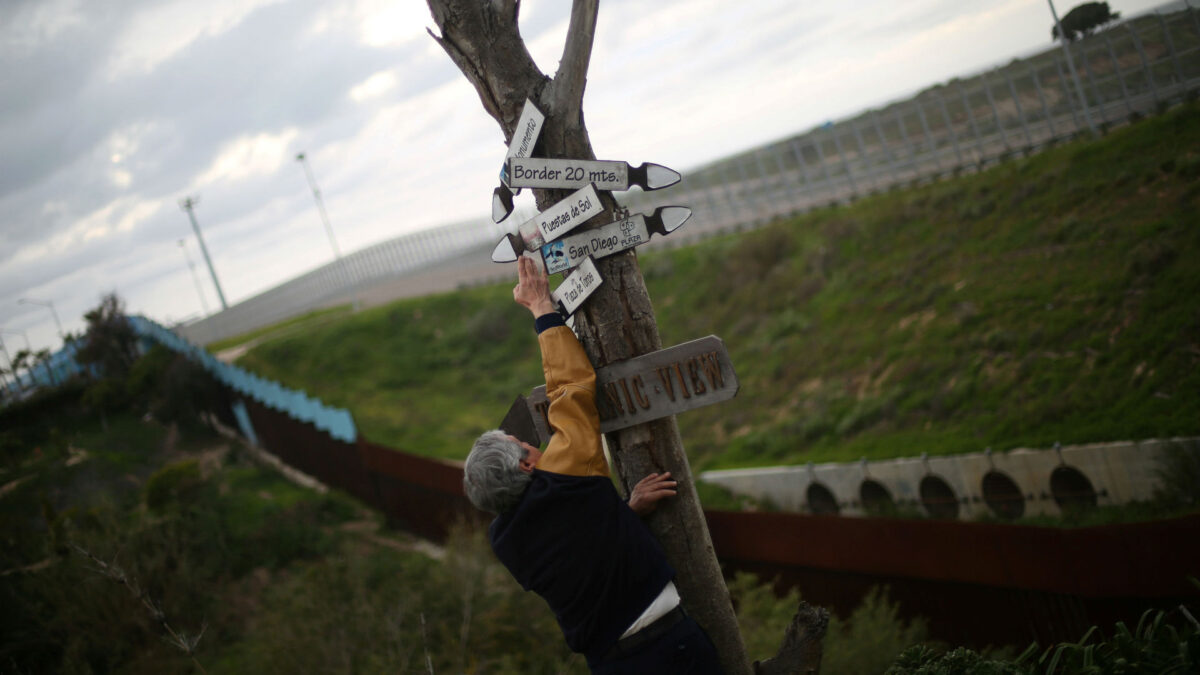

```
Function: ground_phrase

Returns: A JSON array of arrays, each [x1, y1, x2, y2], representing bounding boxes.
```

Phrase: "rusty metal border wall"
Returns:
[[227, 375, 1199, 647]]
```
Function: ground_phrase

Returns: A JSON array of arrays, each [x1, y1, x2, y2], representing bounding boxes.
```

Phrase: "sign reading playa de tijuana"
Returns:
[[551, 256, 601, 316], [520, 336, 738, 442], [506, 157, 682, 192]]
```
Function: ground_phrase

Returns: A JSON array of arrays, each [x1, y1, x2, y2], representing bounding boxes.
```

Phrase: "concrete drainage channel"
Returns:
[[699, 437, 1199, 520]]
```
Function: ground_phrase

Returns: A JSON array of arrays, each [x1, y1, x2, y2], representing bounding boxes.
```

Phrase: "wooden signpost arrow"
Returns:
[[492, 99, 546, 223], [490, 206, 692, 270], [505, 157, 682, 192], [551, 256, 601, 316]]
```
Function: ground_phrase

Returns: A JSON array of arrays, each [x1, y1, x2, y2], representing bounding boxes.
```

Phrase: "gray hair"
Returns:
[[464, 430, 532, 514]]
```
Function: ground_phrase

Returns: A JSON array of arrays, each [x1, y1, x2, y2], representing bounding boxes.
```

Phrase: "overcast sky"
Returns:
[[0, 0, 1174, 357]]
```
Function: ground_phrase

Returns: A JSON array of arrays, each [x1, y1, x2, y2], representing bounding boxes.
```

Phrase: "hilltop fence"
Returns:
[[177, 7, 1200, 347]]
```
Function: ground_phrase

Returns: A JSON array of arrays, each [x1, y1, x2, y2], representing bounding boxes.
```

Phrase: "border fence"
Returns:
[[178, 6, 1200, 346], [118, 314, 1200, 649]]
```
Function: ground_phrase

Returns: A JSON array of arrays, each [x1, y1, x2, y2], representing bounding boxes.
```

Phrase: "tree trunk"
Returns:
[[426, 1, 751, 672]]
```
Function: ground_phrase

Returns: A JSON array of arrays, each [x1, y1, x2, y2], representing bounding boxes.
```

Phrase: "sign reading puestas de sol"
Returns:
[[535, 183, 601, 242]]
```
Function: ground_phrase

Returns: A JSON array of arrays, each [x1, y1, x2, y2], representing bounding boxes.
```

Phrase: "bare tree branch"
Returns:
[[426, 0, 546, 140], [494, 0, 518, 23], [550, 0, 599, 118]]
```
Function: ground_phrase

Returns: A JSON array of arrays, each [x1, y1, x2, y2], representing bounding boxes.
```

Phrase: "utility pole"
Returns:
[[178, 239, 212, 317], [179, 196, 229, 311], [296, 152, 343, 260], [0, 337, 13, 394], [0, 329, 32, 353], [1048, 0, 1098, 136], [18, 297, 64, 340]]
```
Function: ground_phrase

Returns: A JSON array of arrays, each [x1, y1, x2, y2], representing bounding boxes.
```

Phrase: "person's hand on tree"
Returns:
[[513, 255, 557, 318], [627, 471, 678, 516]]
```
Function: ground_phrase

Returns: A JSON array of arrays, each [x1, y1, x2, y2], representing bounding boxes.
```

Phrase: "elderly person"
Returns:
[[464, 255, 723, 673]]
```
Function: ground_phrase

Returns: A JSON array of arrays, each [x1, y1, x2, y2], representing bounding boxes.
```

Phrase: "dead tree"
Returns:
[[426, 1, 826, 672]]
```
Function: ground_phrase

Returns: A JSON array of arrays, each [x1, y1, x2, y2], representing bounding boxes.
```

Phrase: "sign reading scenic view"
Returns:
[[521, 336, 739, 441], [506, 158, 682, 191]]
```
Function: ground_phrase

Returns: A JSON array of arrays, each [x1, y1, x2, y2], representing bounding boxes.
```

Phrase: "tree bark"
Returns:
[[426, 1, 751, 673]]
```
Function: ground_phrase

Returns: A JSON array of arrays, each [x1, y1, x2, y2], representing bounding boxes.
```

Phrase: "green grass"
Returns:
[[237, 104, 1200, 469]]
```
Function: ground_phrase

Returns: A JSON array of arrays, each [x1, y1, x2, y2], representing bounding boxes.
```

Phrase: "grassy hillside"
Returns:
[[237, 103, 1200, 468], [0, 379, 945, 673]]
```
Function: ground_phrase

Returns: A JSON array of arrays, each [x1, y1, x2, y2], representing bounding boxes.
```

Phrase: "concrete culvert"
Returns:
[[919, 475, 960, 519], [1050, 465, 1098, 513], [806, 482, 840, 515], [860, 479, 896, 516], [982, 470, 1025, 520]]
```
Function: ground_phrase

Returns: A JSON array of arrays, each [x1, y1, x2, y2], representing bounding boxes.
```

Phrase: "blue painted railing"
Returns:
[[128, 315, 357, 443]]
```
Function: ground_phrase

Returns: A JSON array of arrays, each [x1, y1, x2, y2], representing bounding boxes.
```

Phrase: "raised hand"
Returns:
[[513, 255, 557, 317]]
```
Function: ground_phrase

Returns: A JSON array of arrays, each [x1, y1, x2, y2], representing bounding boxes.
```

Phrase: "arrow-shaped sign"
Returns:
[[490, 184, 603, 260], [491, 206, 692, 266], [491, 99, 545, 223], [552, 256, 602, 316], [505, 158, 682, 192]]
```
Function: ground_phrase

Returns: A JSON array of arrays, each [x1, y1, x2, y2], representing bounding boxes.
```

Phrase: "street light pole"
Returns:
[[18, 297, 64, 340], [1048, 0, 1098, 136], [0, 330, 33, 391], [296, 152, 342, 260], [178, 239, 212, 317], [179, 195, 230, 311], [0, 337, 13, 394], [0, 329, 32, 352]]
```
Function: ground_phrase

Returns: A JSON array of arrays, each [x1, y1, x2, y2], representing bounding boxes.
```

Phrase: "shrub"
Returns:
[[144, 459, 204, 512]]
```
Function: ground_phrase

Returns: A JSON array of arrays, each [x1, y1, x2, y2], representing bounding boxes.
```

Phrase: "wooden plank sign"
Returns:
[[541, 207, 691, 274], [552, 256, 601, 316], [506, 100, 545, 160], [521, 335, 738, 444], [492, 206, 691, 265], [506, 157, 682, 191]]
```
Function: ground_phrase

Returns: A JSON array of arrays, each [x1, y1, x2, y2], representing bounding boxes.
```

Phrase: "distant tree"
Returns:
[[76, 293, 140, 380], [11, 349, 32, 391], [76, 293, 141, 417], [34, 348, 55, 386], [1052, 2, 1121, 42]]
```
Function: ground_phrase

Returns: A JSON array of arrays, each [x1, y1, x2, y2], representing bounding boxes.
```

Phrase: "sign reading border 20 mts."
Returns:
[[506, 157, 682, 192]]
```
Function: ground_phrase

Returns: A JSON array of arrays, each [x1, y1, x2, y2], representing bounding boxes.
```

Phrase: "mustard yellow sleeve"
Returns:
[[534, 325, 609, 478]]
